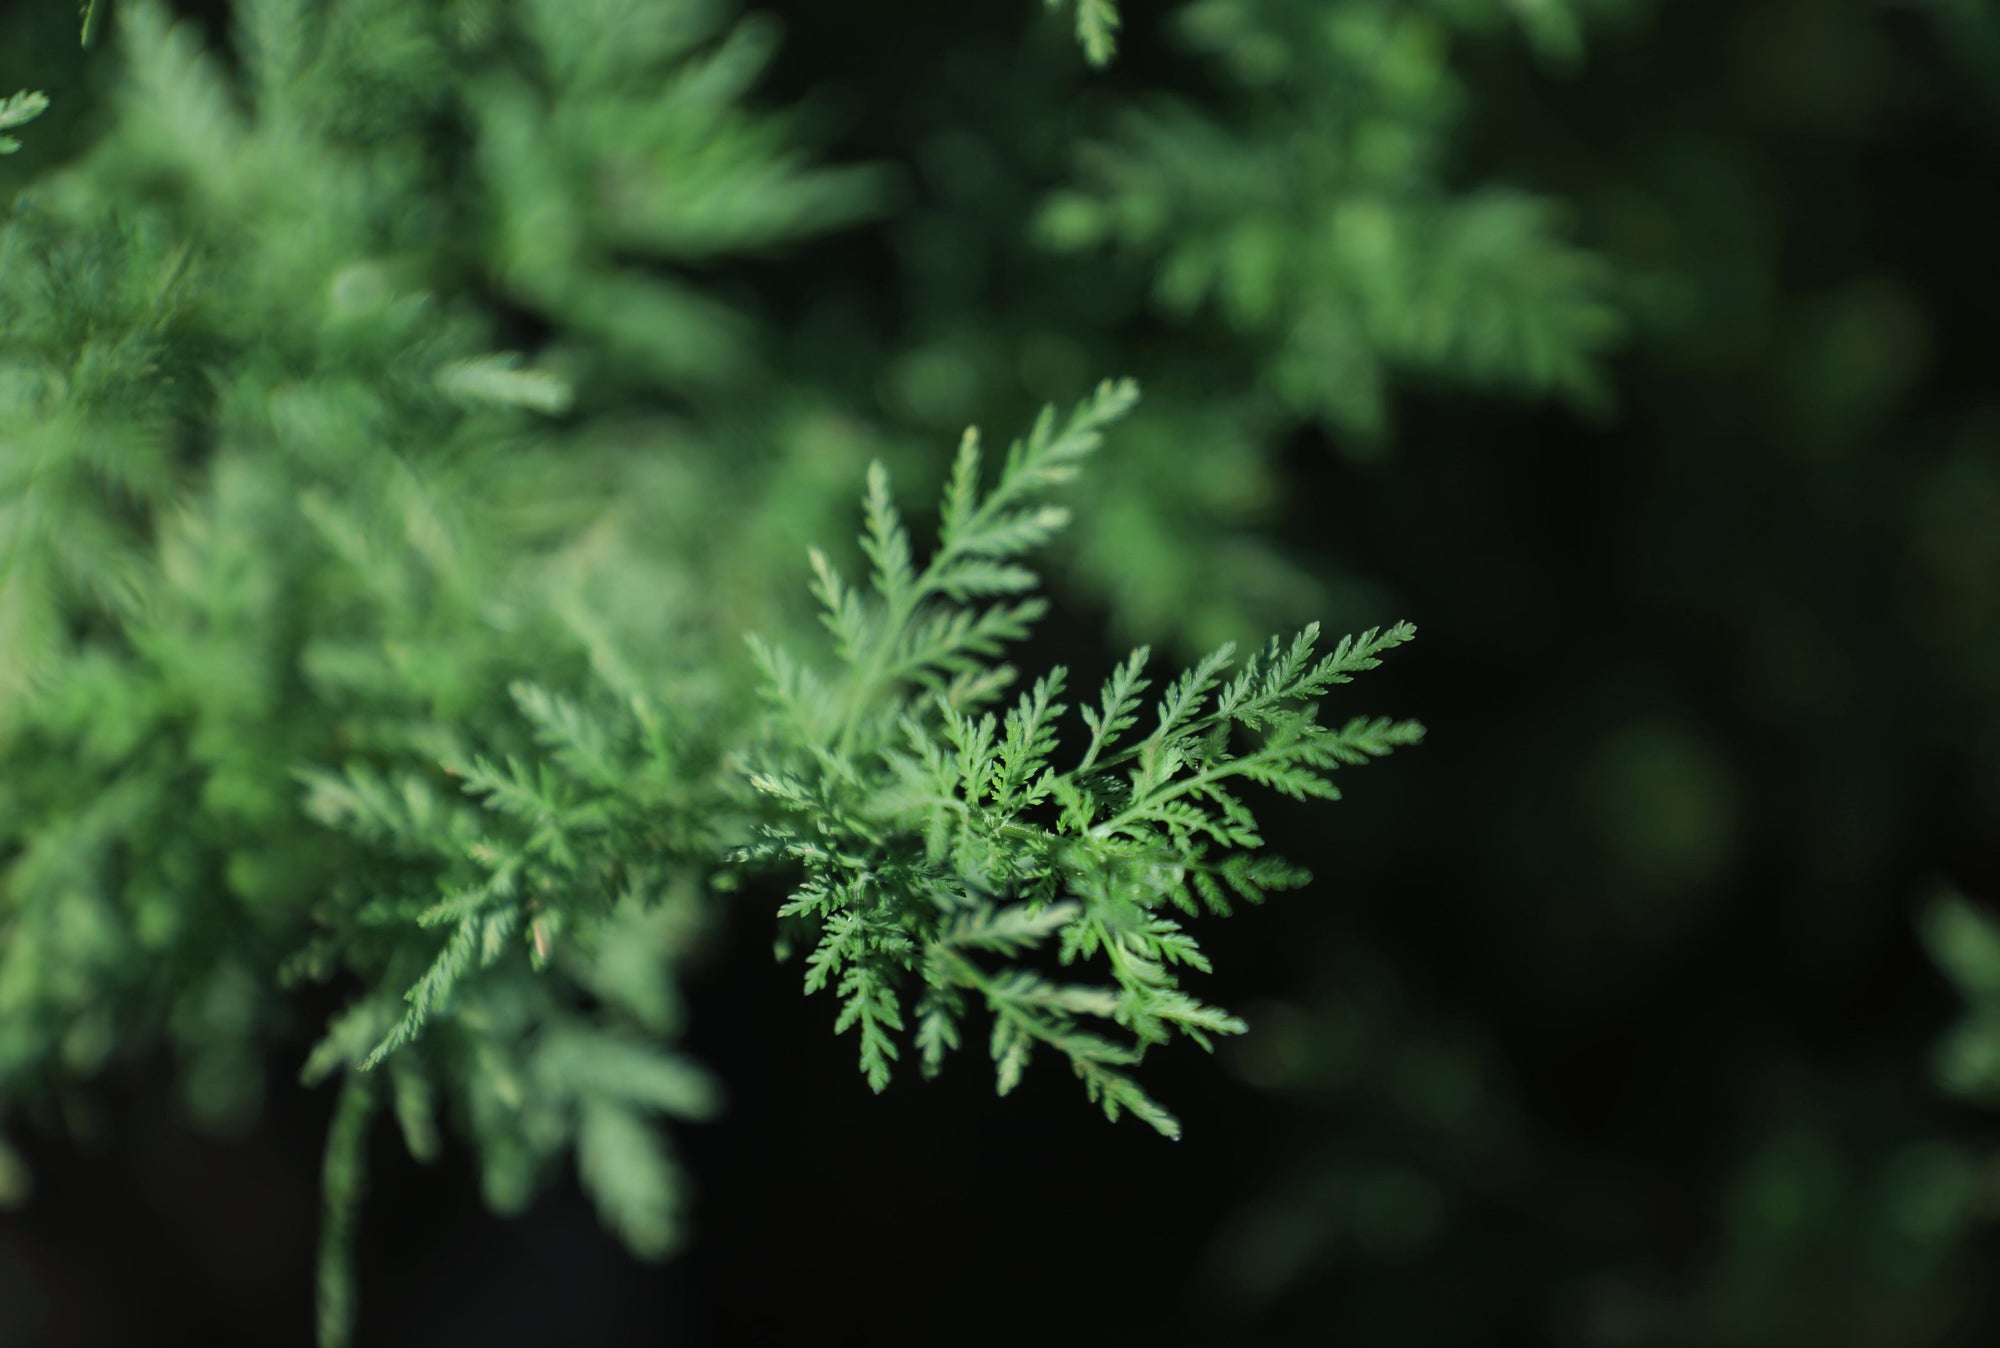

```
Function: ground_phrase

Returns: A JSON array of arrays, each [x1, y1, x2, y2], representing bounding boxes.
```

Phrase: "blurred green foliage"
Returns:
[[0, 0, 893, 1336], [1036, 0, 1626, 443]]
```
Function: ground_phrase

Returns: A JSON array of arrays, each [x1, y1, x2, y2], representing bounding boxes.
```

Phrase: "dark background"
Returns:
[[4, 0, 2000, 1344]]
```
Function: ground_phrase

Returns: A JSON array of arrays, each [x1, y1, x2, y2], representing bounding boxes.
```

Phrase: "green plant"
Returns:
[[825, 0, 1632, 657], [1035, 0, 1627, 450], [1049, 0, 1124, 65], [1924, 892, 2000, 1105], [739, 378, 1420, 1135], [0, 89, 47, 155], [0, 5, 1420, 1340]]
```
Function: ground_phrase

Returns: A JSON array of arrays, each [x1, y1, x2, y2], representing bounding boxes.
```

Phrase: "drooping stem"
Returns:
[[317, 1076, 378, 1348]]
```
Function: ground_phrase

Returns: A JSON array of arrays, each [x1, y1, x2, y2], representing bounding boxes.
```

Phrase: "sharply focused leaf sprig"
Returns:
[[739, 381, 1422, 1137]]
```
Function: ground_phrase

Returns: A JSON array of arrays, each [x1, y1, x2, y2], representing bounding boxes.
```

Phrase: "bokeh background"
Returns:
[[3, 0, 1999, 1344]]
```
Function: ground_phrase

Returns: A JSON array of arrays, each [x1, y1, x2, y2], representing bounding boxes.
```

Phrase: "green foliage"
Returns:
[[316, 1078, 375, 1348], [1049, 0, 1123, 65], [0, 90, 47, 154], [0, 0, 1443, 1339], [0, 4, 1422, 1335], [0, 0, 864, 1337], [8, 1, 1988, 1346], [1924, 892, 2000, 1101], [1035, 0, 1625, 448], [739, 381, 1421, 1136], [832, 0, 1633, 658]]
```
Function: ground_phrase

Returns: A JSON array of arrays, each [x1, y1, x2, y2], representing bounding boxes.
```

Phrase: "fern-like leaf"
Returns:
[[743, 385, 1418, 1136]]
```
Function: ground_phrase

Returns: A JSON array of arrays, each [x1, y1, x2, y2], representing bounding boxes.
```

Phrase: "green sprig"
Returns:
[[742, 384, 1420, 1137]]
